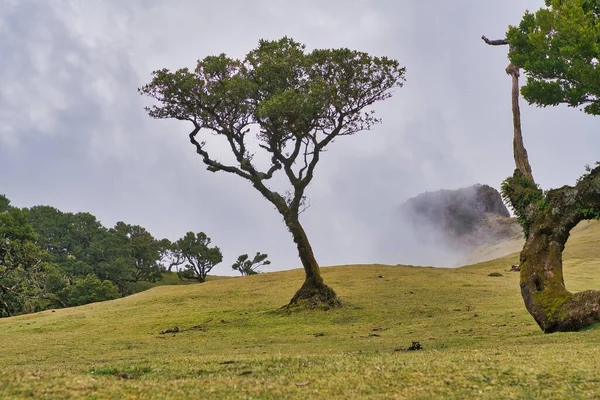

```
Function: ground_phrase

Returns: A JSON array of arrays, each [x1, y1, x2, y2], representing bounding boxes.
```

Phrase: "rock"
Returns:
[[408, 341, 423, 351], [400, 184, 510, 237], [508, 264, 521, 272], [398, 184, 522, 264], [159, 326, 179, 334]]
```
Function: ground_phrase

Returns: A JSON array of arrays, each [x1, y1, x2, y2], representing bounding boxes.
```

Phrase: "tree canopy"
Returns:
[[508, 0, 600, 115]]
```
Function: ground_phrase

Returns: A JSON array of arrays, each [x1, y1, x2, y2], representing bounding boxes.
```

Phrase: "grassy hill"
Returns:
[[1, 222, 600, 399]]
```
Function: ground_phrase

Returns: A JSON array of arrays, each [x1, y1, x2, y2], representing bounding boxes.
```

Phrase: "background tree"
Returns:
[[0, 195, 10, 213], [0, 205, 47, 316], [61, 274, 120, 307], [27, 207, 164, 295], [27, 207, 167, 306], [28, 206, 103, 280], [232, 252, 270, 276], [158, 238, 185, 272], [109, 222, 163, 284], [177, 232, 222, 283], [485, 0, 600, 332], [139, 37, 405, 307], [1, 197, 207, 316]]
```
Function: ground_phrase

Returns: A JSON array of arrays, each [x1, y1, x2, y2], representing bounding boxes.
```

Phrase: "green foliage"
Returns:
[[1, 198, 223, 317], [577, 161, 600, 183], [232, 252, 271, 276], [157, 238, 185, 272], [106, 222, 163, 286], [576, 163, 600, 219], [0, 195, 10, 213], [501, 170, 545, 236], [27, 206, 165, 295], [0, 207, 47, 316], [27, 206, 106, 270], [62, 274, 120, 307], [140, 37, 405, 147], [579, 205, 600, 219], [139, 37, 405, 215], [177, 232, 223, 282], [508, 0, 600, 114]]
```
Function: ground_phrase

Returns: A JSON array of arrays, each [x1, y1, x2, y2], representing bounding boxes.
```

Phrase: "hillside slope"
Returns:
[[465, 219, 600, 265], [1, 221, 600, 398]]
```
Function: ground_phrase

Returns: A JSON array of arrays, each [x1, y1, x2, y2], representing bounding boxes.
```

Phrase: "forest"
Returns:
[[0, 194, 268, 317]]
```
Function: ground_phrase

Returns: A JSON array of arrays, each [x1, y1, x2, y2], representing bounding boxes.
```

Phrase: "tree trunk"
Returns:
[[284, 215, 341, 308], [506, 63, 535, 183], [481, 36, 535, 183], [506, 167, 600, 332]]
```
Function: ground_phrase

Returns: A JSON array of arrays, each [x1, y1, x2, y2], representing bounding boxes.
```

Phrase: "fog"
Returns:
[[1, 1, 597, 274]]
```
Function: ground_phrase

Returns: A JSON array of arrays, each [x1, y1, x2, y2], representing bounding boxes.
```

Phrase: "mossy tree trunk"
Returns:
[[283, 214, 341, 309], [250, 180, 341, 309], [504, 167, 600, 332]]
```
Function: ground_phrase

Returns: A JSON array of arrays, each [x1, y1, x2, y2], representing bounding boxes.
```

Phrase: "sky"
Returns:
[[0, 0, 598, 274]]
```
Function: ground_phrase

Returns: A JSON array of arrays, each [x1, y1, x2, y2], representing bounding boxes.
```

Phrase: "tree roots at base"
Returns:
[[287, 279, 342, 310]]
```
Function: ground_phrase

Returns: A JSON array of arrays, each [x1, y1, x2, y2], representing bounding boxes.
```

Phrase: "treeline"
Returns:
[[0, 194, 268, 317]]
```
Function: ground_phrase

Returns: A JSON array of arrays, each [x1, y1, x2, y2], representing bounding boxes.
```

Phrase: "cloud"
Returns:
[[0, 0, 597, 276]]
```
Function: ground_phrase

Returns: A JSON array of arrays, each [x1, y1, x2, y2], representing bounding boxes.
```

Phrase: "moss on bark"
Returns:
[[504, 167, 600, 332], [284, 215, 341, 309], [288, 278, 342, 310]]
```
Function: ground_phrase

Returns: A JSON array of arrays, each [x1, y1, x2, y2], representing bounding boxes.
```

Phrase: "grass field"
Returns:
[[1, 222, 600, 399]]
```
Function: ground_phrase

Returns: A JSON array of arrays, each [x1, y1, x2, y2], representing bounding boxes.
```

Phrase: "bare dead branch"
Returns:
[[481, 35, 509, 46]]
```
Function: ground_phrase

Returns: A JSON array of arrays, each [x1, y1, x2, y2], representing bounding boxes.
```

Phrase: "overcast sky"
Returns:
[[0, 0, 597, 273]]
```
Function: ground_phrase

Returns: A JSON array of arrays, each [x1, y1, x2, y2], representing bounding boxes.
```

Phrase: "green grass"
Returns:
[[1, 222, 600, 399]]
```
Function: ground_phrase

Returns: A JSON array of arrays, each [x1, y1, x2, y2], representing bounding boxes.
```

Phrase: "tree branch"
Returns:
[[297, 138, 312, 180], [481, 35, 509, 46], [188, 124, 253, 180]]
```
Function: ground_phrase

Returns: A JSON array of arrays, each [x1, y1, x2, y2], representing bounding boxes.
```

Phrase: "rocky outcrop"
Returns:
[[400, 184, 522, 265], [401, 184, 509, 236]]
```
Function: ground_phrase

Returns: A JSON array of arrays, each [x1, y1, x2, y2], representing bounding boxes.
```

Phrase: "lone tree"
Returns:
[[177, 232, 223, 283], [484, 0, 600, 332], [140, 37, 405, 307], [232, 252, 270, 276]]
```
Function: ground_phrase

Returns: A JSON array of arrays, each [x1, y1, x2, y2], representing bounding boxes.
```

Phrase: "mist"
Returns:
[[1, 0, 597, 275]]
